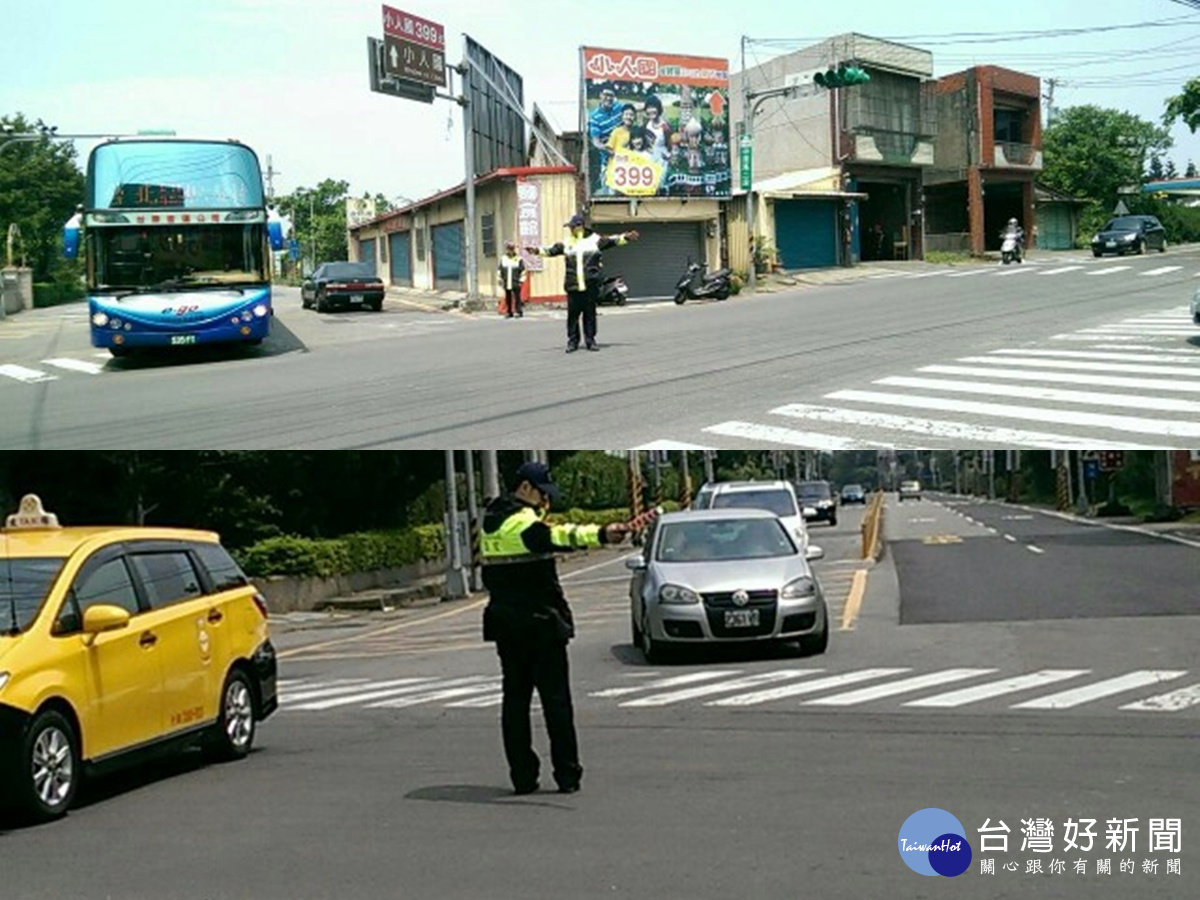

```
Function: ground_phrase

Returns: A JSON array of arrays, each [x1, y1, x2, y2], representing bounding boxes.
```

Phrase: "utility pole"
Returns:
[[702, 449, 715, 484], [481, 451, 500, 501], [679, 451, 693, 509], [444, 451, 468, 598], [458, 51, 479, 304], [464, 450, 482, 592], [1043, 78, 1057, 129], [264, 155, 279, 203]]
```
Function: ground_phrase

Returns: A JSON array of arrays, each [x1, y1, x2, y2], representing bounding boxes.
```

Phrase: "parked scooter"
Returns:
[[1000, 229, 1024, 265], [596, 274, 628, 306], [674, 260, 732, 304]]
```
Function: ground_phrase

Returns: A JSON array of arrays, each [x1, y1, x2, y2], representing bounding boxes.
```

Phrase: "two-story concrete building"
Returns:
[[925, 66, 1042, 254], [730, 33, 937, 269]]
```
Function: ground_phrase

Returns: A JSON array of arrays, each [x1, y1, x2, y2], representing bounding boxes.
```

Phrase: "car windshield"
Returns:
[[797, 482, 831, 500], [656, 519, 796, 562], [0, 557, 67, 634], [319, 262, 377, 280], [1103, 218, 1143, 232], [710, 489, 797, 518], [901, 481, 921, 489], [843, 484, 863, 494]]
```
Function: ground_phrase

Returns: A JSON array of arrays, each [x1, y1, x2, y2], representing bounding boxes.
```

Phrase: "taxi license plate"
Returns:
[[170, 335, 196, 346], [724, 609, 759, 628], [350, 294, 364, 303]]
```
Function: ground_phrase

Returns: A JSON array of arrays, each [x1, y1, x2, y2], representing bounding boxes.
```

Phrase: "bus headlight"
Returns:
[[92, 312, 109, 327], [109, 318, 123, 330], [253, 304, 269, 318]]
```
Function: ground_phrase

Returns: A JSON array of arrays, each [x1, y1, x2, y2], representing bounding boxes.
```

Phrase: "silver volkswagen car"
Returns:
[[626, 508, 828, 663]]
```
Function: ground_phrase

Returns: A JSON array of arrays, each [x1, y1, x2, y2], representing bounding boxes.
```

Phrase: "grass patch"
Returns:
[[923, 250, 979, 266]]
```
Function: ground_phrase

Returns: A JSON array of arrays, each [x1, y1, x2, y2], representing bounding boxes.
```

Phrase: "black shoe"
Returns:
[[566, 343, 579, 353], [557, 782, 581, 794], [586, 342, 599, 351], [513, 781, 539, 796]]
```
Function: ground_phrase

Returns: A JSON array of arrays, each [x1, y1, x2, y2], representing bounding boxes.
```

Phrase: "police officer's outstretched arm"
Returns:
[[520, 517, 630, 555]]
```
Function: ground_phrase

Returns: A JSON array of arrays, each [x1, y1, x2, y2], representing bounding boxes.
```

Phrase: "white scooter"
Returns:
[[1000, 230, 1024, 265]]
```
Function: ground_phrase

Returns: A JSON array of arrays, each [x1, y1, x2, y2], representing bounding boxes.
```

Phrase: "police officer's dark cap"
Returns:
[[565, 213, 586, 229], [516, 461, 561, 500]]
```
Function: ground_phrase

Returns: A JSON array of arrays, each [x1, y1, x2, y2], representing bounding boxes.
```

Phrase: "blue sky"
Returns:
[[3, 0, 1198, 201]]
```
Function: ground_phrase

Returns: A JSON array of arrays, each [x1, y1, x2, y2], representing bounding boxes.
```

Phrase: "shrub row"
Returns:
[[235, 505, 678, 577]]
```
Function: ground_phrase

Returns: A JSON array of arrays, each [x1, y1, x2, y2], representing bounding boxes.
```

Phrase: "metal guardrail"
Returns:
[[860, 491, 885, 560]]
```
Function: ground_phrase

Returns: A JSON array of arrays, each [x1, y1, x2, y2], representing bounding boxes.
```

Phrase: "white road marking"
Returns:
[[1140, 266, 1183, 276], [768, 403, 1150, 449], [279, 678, 405, 704], [0, 364, 55, 384], [1026, 545, 1045, 555], [943, 269, 989, 278], [589, 670, 743, 698], [42, 357, 104, 375], [1037, 266, 1084, 276], [1004, 534, 1018, 542], [805, 668, 997, 706], [1120, 683, 1200, 712], [905, 670, 1090, 708], [1087, 266, 1131, 275], [706, 668, 911, 706], [621, 670, 821, 708], [987, 348, 1200, 365], [874, 376, 1200, 415], [703, 421, 890, 450], [368, 681, 502, 708], [1011, 671, 1189, 709], [992, 267, 1036, 277], [633, 440, 716, 450], [824, 390, 1200, 438], [955, 356, 1200, 378], [288, 675, 494, 711], [918, 365, 1200, 394]]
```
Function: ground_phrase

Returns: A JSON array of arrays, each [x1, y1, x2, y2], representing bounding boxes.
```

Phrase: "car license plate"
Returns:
[[1106, 241, 1115, 247], [724, 609, 759, 628], [170, 335, 196, 346], [350, 294, 363, 303]]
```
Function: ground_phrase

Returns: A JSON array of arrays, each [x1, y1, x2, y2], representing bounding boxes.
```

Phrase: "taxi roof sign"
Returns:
[[5, 494, 61, 530]]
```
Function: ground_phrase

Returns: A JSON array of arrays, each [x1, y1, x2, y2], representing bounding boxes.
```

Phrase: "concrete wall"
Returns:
[[254, 558, 444, 613]]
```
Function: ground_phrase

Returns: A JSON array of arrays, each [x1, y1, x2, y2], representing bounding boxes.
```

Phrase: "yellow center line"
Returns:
[[839, 569, 868, 632], [277, 597, 488, 659]]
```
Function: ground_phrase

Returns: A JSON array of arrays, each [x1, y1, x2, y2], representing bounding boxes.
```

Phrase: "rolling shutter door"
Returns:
[[359, 238, 377, 274], [775, 200, 838, 269], [1038, 206, 1072, 251], [432, 222, 464, 290], [389, 232, 412, 285], [598, 221, 705, 299]]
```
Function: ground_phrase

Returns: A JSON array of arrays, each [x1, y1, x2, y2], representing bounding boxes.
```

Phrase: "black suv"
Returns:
[[1091, 215, 1167, 257], [795, 480, 838, 526]]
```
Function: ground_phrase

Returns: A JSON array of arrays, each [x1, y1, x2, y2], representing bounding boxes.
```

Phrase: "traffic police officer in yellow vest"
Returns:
[[527, 213, 639, 353], [481, 460, 630, 795]]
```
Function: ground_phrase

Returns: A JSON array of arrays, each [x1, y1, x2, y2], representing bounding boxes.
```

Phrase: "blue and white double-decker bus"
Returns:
[[64, 138, 284, 356]]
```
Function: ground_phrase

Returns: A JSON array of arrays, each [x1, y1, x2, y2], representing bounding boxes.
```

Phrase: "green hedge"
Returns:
[[33, 281, 85, 308], [233, 507, 674, 578], [237, 524, 444, 578]]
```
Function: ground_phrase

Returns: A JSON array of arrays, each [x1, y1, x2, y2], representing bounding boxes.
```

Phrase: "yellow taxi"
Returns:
[[0, 495, 277, 822]]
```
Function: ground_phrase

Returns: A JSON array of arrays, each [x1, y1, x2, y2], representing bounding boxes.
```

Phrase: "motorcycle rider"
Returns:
[[1001, 217, 1025, 262]]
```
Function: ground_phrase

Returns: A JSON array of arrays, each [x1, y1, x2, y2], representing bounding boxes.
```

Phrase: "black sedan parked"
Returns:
[[302, 262, 386, 312], [1091, 215, 1167, 257]]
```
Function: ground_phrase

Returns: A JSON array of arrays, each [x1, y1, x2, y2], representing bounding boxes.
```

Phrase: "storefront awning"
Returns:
[[747, 166, 868, 200]]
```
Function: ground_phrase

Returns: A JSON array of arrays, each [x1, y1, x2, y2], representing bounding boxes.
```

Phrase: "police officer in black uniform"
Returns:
[[481, 461, 630, 795]]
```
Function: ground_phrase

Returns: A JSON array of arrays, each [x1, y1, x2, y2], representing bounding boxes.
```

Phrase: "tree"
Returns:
[[0, 113, 86, 281], [1187, 160, 1198, 179], [1163, 76, 1200, 134], [275, 178, 351, 270], [1164, 158, 1179, 180], [1147, 153, 1165, 182], [1041, 105, 1172, 206]]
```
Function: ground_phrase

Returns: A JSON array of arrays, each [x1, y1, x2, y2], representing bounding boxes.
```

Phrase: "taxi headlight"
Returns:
[[780, 576, 817, 600], [0, 672, 9, 692], [659, 584, 700, 605]]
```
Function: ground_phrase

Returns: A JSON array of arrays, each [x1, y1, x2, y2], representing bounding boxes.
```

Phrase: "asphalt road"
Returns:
[[3, 500, 1196, 899], [1, 248, 1198, 448]]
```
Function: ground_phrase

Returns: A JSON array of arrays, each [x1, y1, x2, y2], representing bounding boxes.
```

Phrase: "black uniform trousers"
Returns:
[[496, 636, 582, 791], [503, 287, 523, 317], [565, 282, 598, 348]]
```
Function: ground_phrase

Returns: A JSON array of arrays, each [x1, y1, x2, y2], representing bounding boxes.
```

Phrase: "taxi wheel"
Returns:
[[206, 669, 256, 762], [640, 614, 672, 664], [18, 709, 80, 823], [799, 621, 829, 657], [630, 615, 643, 649]]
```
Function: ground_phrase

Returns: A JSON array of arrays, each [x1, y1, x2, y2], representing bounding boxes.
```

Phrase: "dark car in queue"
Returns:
[[626, 508, 828, 664], [840, 483, 867, 505], [795, 480, 838, 527], [1091, 215, 1166, 257], [301, 262, 386, 312]]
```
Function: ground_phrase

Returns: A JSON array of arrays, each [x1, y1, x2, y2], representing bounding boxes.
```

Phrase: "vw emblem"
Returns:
[[732, 589, 750, 607]]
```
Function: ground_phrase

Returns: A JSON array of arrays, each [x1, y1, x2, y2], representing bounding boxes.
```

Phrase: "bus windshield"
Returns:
[[87, 141, 265, 211], [91, 224, 267, 291]]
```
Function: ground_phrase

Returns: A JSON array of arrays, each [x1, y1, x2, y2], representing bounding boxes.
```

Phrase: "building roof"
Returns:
[[751, 166, 869, 200]]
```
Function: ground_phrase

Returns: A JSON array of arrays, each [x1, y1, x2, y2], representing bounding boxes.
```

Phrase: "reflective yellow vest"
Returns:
[[481, 506, 603, 565]]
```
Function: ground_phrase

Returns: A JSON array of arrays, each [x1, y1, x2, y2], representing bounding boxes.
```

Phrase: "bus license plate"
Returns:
[[170, 335, 197, 346], [724, 609, 759, 628], [350, 294, 364, 303]]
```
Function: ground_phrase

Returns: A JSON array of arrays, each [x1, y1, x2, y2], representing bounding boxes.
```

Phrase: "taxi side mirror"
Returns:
[[82, 604, 132, 635], [625, 557, 647, 571], [805, 545, 825, 562]]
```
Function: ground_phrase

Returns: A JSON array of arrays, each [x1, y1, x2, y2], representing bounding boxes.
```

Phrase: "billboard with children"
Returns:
[[580, 46, 731, 201]]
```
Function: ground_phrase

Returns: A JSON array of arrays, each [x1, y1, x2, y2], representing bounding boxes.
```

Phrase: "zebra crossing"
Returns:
[[866, 259, 1196, 282], [276, 666, 1200, 715], [637, 305, 1200, 449]]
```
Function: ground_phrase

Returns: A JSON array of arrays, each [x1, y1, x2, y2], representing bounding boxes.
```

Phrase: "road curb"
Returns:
[[969, 497, 1200, 551]]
